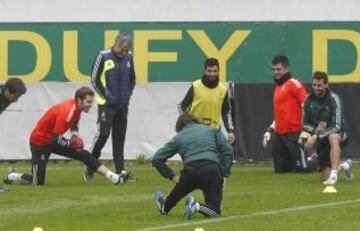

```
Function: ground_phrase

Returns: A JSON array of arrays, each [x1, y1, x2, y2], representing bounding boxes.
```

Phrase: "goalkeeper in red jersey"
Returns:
[[4, 87, 131, 186]]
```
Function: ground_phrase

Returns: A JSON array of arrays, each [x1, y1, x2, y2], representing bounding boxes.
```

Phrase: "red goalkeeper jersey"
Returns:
[[273, 78, 307, 134], [30, 99, 81, 146]]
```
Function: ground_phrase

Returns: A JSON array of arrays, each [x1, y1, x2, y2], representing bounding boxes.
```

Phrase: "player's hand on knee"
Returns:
[[304, 134, 318, 153], [69, 134, 84, 152]]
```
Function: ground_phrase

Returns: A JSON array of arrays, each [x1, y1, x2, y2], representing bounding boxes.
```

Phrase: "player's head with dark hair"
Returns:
[[75, 87, 94, 100], [114, 32, 132, 58], [4, 77, 26, 103], [313, 71, 328, 84], [203, 58, 220, 85], [204, 58, 219, 70], [312, 71, 328, 97], [175, 113, 197, 132], [272, 55, 289, 67], [75, 87, 94, 113], [272, 55, 290, 80]]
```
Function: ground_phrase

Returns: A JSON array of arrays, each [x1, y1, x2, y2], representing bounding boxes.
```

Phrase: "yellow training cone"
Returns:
[[322, 186, 338, 193]]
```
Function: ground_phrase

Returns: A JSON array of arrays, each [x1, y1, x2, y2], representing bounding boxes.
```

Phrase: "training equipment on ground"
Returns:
[[33, 227, 44, 231], [69, 134, 84, 152], [194, 228, 204, 231], [322, 186, 337, 193]]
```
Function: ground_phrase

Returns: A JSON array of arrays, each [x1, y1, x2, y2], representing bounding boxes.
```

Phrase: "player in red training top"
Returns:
[[262, 55, 315, 173], [4, 87, 131, 185]]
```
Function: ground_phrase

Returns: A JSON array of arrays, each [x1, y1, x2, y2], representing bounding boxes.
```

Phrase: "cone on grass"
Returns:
[[322, 186, 337, 193]]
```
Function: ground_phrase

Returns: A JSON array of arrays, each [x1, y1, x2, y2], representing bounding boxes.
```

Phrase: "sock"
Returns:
[[198, 204, 219, 217], [8, 173, 22, 181], [106, 171, 119, 184], [330, 169, 338, 177], [195, 202, 200, 212]]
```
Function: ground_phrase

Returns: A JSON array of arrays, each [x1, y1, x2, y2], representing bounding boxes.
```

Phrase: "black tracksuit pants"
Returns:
[[164, 160, 224, 216], [91, 105, 128, 174], [22, 143, 102, 185]]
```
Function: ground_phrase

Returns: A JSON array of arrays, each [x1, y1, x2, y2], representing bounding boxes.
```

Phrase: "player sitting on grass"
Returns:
[[152, 113, 233, 219], [4, 87, 132, 186]]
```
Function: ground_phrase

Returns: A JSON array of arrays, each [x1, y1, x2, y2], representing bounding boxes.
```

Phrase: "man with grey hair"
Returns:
[[86, 32, 136, 180]]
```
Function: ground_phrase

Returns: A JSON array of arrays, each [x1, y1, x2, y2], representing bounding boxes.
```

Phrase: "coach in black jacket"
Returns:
[[85, 33, 136, 180]]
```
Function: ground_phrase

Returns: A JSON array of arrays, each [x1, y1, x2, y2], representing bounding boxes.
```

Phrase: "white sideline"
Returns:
[[138, 198, 360, 231]]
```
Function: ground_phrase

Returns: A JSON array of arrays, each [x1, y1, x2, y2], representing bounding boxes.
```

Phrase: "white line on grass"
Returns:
[[138, 198, 360, 231]]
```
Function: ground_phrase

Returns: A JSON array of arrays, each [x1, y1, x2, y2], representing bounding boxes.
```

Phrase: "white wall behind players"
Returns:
[[0, 0, 359, 22]]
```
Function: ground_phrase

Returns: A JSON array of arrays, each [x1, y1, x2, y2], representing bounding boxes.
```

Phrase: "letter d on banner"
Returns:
[[313, 30, 360, 82], [0, 31, 52, 82]]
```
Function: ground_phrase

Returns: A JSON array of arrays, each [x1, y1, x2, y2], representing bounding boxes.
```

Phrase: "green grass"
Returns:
[[0, 161, 359, 231]]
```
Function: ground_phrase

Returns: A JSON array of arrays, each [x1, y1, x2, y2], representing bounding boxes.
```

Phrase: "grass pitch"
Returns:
[[0, 161, 359, 231]]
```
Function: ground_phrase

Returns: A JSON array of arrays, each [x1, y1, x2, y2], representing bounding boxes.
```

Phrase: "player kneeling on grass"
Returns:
[[152, 113, 233, 219], [301, 71, 353, 185], [4, 87, 131, 186]]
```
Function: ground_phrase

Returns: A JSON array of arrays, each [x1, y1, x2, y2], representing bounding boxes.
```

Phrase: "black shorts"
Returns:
[[316, 132, 348, 170]]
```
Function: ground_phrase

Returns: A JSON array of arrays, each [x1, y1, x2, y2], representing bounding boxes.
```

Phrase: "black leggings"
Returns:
[[22, 143, 102, 185]]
